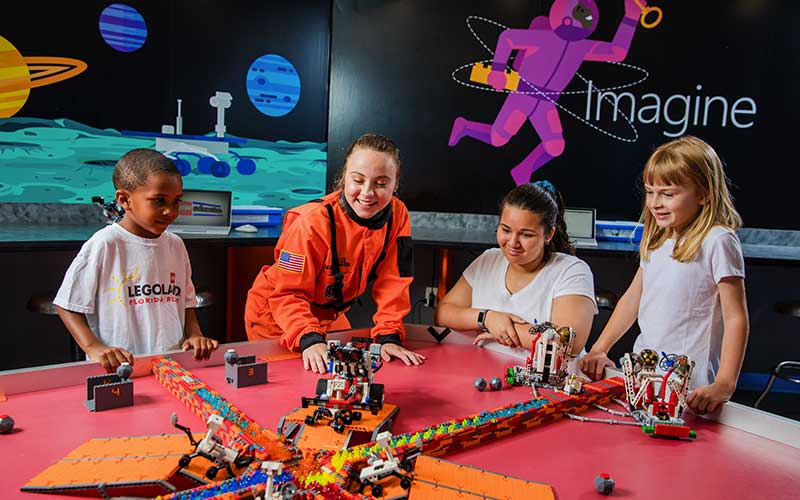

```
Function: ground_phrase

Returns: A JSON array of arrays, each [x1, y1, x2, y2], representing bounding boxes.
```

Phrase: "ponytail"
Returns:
[[548, 187, 575, 259]]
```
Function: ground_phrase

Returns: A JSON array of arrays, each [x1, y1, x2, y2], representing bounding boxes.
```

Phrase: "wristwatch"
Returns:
[[477, 309, 490, 331]]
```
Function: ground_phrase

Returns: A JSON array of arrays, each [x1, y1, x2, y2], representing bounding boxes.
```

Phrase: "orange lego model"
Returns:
[[411, 455, 554, 500], [280, 403, 400, 450], [23, 433, 210, 497], [279, 338, 399, 450]]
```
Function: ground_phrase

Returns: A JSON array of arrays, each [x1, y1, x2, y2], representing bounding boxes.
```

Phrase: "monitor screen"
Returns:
[[564, 208, 595, 240], [174, 189, 231, 227]]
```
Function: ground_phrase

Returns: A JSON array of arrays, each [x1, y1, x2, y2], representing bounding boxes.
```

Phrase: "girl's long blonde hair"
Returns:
[[639, 136, 742, 263]]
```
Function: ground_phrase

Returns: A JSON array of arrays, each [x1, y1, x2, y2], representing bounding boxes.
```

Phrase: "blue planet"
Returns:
[[246, 54, 301, 117], [99, 4, 147, 53]]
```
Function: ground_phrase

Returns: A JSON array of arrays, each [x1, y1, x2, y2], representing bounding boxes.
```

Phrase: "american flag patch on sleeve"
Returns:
[[277, 250, 305, 273]]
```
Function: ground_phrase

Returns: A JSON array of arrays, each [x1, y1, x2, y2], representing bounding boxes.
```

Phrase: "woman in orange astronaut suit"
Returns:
[[245, 133, 426, 373]]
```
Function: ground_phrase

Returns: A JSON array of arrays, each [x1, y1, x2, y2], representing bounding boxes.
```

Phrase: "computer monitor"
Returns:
[[564, 207, 597, 247], [170, 189, 232, 235]]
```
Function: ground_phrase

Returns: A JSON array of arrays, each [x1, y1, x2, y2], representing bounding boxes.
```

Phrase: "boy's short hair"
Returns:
[[112, 149, 180, 191]]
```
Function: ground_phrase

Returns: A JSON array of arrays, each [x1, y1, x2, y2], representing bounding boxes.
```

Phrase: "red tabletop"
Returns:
[[1, 341, 798, 500]]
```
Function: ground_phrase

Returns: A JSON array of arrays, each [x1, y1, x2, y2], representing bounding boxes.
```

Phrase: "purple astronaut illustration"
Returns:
[[448, 0, 647, 185]]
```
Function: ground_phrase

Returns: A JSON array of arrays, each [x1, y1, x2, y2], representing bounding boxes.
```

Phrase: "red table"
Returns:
[[1, 328, 798, 500]]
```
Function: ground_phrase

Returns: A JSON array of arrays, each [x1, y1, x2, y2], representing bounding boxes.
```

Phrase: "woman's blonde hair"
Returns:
[[639, 136, 742, 263]]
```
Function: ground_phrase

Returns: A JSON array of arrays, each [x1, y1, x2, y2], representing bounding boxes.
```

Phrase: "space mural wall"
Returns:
[[328, 0, 794, 229], [0, 1, 330, 208]]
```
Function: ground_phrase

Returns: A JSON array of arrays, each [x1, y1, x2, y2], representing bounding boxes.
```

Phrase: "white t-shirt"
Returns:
[[635, 226, 745, 389], [463, 248, 597, 326], [54, 224, 198, 356]]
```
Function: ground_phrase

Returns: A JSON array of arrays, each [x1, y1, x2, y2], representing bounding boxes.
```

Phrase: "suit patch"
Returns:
[[277, 250, 305, 273], [397, 236, 413, 277]]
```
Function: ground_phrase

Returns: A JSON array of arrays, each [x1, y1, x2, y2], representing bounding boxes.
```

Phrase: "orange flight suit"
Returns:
[[244, 191, 413, 351]]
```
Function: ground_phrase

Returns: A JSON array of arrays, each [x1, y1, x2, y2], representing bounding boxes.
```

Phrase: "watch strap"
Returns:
[[477, 309, 489, 331]]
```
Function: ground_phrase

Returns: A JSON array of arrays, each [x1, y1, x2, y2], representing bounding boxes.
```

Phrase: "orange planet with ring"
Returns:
[[0, 36, 88, 118]]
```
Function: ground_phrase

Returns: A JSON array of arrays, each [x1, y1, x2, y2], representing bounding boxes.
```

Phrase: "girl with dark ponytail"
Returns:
[[435, 181, 596, 356]]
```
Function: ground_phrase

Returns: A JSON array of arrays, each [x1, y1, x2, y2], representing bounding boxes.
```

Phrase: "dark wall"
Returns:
[[0, 246, 227, 371], [3, 0, 330, 142], [328, 1, 795, 229]]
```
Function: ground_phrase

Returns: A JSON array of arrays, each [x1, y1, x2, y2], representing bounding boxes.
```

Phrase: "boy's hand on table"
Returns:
[[181, 336, 219, 360], [380, 343, 426, 366], [579, 351, 616, 380], [303, 343, 329, 374], [688, 380, 734, 414], [86, 344, 134, 373]]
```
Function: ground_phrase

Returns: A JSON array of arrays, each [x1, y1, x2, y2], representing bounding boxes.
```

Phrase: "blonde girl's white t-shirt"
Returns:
[[54, 224, 198, 356], [634, 226, 745, 389], [463, 248, 597, 327]]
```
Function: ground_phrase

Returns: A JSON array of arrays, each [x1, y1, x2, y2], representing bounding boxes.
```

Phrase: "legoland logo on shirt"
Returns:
[[107, 267, 181, 307]]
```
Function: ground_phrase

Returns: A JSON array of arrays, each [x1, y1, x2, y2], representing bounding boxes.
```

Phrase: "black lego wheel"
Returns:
[[235, 454, 254, 468], [178, 455, 191, 467], [371, 483, 383, 497], [316, 378, 329, 397], [205, 466, 218, 479], [280, 482, 298, 499], [401, 476, 412, 489]]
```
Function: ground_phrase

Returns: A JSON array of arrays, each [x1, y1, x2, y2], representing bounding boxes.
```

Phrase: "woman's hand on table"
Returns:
[[473, 310, 526, 347], [302, 343, 329, 373], [380, 343, 426, 366]]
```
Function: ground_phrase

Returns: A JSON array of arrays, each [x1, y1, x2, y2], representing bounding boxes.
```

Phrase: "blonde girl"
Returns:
[[580, 136, 749, 414]]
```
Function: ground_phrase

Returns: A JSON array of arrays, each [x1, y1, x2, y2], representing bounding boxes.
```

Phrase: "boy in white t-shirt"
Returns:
[[54, 149, 219, 372]]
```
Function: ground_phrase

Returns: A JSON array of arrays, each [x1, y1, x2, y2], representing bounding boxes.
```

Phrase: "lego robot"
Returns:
[[302, 338, 385, 433], [171, 413, 254, 479], [91, 196, 125, 223], [621, 349, 696, 439], [506, 322, 576, 393], [351, 431, 418, 497]]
